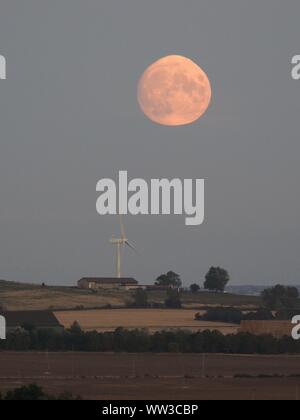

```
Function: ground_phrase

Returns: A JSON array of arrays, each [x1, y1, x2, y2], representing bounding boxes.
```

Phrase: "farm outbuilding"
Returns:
[[1, 310, 63, 332], [77, 277, 139, 291]]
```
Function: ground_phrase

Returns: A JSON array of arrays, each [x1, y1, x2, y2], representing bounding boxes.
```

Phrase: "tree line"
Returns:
[[195, 285, 300, 324], [0, 323, 299, 354], [195, 308, 296, 325]]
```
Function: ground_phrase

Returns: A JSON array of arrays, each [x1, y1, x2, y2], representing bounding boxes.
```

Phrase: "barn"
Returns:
[[77, 277, 139, 291], [1, 310, 63, 332]]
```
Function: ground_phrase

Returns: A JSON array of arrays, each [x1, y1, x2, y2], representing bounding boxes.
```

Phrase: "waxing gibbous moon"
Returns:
[[137, 55, 212, 126]]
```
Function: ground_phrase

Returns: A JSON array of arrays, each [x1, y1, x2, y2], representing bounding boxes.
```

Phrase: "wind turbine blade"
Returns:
[[125, 241, 139, 254], [119, 214, 126, 240]]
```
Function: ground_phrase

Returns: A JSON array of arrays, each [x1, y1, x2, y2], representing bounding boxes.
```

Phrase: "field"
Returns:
[[0, 280, 130, 311], [0, 280, 261, 311], [55, 308, 239, 334], [0, 353, 299, 400]]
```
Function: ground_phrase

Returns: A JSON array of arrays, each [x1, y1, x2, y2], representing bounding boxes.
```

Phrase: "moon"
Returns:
[[137, 55, 212, 126]]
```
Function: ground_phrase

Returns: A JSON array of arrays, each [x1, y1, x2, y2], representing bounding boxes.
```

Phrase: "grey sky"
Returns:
[[0, 0, 299, 286]]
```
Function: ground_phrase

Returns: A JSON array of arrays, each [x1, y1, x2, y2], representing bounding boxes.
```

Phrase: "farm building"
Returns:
[[145, 285, 179, 291], [77, 277, 139, 290], [1, 310, 63, 332], [240, 320, 293, 338]]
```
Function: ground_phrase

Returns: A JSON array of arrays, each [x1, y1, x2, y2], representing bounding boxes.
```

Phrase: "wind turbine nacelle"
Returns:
[[110, 238, 127, 244]]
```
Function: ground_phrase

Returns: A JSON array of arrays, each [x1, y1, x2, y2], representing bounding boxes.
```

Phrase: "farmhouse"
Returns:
[[1, 310, 63, 332], [78, 277, 139, 291]]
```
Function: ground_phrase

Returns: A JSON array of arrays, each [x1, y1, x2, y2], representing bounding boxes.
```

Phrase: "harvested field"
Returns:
[[240, 320, 293, 338], [55, 309, 239, 334], [0, 353, 299, 400], [0, 286, 130, 311]]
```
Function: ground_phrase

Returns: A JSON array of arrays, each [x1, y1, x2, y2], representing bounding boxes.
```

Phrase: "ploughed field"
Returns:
[[54, 309, 239, 334], [0, 353, 300, 400]]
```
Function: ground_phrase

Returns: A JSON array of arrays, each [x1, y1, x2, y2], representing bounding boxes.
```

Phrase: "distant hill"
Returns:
[[226, 285, 300, 296], [0, 279, 261, 311], [0, 279, 131, 311], [0, 279, 40, 290]]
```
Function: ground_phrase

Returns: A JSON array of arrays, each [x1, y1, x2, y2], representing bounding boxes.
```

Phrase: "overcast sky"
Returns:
[[0, 0, 299, 287]]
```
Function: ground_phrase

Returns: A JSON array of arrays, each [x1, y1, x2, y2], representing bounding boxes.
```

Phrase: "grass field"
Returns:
[[0, 353, 299, 400], [0, 280, 261, 311], [55, 308, 239, 334], [0, 280, 131, 311]]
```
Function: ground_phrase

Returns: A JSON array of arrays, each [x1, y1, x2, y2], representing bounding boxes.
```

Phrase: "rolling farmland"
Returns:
[[0, 280, 261, 311], [55, 308, 239, 334]]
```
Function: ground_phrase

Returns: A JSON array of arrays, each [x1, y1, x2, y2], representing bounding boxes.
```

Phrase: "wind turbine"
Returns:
[[110, 215, 137, 278]]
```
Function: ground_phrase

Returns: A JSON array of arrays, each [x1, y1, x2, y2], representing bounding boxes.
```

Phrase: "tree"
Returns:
[[69, 321, 83, 335], [190, 284, 200, 293], [21, 323, 36, 333], [132, 288, 148, 308], [204, 267, 230, 292], [261, 285, 299, 310], [5, 328, 31, 351], [155, 271, 182, 288], [165, 289, 182, 309]]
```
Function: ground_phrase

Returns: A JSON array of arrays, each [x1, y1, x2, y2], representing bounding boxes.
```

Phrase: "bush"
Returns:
[[243, 309, 274, 321], [190, 284, 200, 293], [196, 308, 276, 324], [275, 309, 300, 320], [165, 289, 182, 309], [1, 384, 81, 400], [196, 308, 243, 324], [4, 384, 46, 401], [132, 289, 148, 308]]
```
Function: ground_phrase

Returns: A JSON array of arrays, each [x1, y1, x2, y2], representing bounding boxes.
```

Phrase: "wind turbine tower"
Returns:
[[110, 215, 137, 278]]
